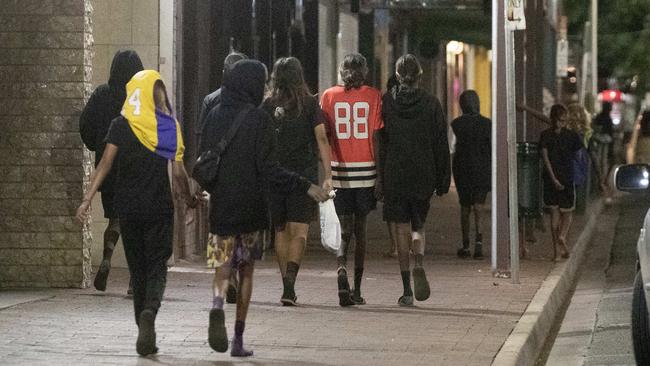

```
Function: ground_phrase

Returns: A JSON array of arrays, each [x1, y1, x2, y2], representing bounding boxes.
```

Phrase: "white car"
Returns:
[[616, 164, 650, 363]]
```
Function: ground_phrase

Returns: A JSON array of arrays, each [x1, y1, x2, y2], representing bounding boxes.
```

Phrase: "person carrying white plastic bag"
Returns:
[[320, 191, 340, 253]]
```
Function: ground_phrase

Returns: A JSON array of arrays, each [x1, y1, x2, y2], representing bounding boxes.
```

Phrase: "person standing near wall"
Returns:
[[79, 50, 143, 293], [320, 53, 384, 307], [451, 90, 491, 259], [200, 60, 329, 357], [77, 70, 198, 356], [539, 104, 583, 260], [263, 57, 333, 306], [381, 54, 450, 306]]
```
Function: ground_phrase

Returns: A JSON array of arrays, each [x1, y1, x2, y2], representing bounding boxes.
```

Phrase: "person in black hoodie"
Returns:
[[199, 60, 329, 357], [451, 90, 491, 259], [381, 54, 450, 307], [79, 50, 143, 293], [197, 52, 248, 305]]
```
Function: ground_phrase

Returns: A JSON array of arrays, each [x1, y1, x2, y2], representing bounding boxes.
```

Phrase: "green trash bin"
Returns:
[[517, 142, 542, 218]]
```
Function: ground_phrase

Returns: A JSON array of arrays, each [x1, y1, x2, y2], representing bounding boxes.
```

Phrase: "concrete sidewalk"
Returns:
[[0, 191, 593, 366]]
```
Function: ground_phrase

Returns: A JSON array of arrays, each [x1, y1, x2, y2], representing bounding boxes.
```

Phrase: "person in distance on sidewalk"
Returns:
[[451, 90, 491, 260], [380, 54, 450, 306], [539, 104, 583, 261]]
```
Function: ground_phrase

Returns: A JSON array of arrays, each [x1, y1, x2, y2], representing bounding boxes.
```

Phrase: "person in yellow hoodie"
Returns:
[[76, 70, 199, 356]]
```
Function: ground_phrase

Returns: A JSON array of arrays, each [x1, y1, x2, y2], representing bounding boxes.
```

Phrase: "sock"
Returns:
[[401, 271, 412, 296], [337, 256, 347, 268], [212, 296, 224, 309], [102, 228, 119, 261], [235, 320, 245, 338], [354, 267, 363, 294], [415, 254, 424, 267], [476, 233, 483, 243], [286, 261, 300, 286]]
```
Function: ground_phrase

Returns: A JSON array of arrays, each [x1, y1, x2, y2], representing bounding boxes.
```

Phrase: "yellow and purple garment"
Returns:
[[121, 70, 184, 161]]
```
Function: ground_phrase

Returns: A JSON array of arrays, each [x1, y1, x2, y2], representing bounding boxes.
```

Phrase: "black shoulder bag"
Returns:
[[193, 105, 253, 191]]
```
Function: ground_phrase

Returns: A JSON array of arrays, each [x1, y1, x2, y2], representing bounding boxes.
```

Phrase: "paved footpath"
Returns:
[[544, 195, 641, 365], [0, 192, 582, 366]]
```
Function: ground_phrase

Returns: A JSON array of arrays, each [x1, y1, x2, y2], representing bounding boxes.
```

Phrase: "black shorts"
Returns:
[[457, 187, 488, 207], [101, 191, 118, 219], [543, 182, 575, 211], [383, 196, 431, 231], [334, 187, 377, 216], [269, 190, 318, 229]]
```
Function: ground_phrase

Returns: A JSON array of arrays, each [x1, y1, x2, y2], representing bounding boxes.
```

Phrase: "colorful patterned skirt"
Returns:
[[206, 231, 264, 269]]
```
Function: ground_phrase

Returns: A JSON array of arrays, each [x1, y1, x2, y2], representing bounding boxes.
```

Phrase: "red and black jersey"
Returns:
[[320, 85, 383, 188]]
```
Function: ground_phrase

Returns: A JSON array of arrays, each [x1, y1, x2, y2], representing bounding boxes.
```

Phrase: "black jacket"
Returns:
[[199, 60, 311, 236], [196, 88, 222, 138], [451, 100, 492, 190], [381, 87, 451, 200], [79, 50, 143, 192]]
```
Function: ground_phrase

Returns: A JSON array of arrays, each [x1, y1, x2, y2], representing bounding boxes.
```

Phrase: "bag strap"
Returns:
[[215, 104, 254, 155]]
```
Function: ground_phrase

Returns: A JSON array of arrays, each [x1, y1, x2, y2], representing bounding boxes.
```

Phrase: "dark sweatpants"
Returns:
[[121, 215, 173, 325]]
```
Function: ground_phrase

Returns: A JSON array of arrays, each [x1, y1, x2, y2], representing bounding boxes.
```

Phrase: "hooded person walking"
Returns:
[[79, 49, 144, 293], [77, 70, 199, 356], [451, 90, 491, 259], [381, 54, 450, 306], [199, 60, 329, 357]]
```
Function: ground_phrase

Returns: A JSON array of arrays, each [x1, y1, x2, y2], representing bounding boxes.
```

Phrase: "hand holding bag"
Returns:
[[319, 198, 341, 253], [193, 105, 253, 191]]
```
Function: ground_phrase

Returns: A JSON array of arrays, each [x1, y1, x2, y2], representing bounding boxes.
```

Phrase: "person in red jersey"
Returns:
[[320, 53, 383, 307]]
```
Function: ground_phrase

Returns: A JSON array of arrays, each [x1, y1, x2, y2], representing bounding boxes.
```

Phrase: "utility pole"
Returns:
[[591, 0, 598, 112], [491, 0, 510, 276], [506, 0, 526, 284], [493, 0, 525, 283]]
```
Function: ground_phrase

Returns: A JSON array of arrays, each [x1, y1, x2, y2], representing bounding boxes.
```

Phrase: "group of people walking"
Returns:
[[76, 48, 497, 358]]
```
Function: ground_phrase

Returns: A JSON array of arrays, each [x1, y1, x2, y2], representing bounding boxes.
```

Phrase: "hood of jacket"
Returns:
[[221, 60, 267, 107], [387, 86, 430, 119], [459, 90, 480, 115], [108, 50, 144, 103]]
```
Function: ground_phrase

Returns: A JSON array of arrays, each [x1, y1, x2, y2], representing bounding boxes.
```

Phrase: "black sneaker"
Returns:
[[280, 286, 297, 306], [412, 267, 431, 301], [94, 260, 110, 292], [136, 310, 156, 356], [350, 289, 366, 305], [226, 284, 237, 304], [208, 308, 228, 353], [457, 248, 471, 259], [337, 269, 354, 307], [474, 242, 484, 259]]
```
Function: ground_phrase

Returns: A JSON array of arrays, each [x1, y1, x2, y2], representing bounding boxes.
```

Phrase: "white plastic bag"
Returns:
[[319, 199, 341, 253]]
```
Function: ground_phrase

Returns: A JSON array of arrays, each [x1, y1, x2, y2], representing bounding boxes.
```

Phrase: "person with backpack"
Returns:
[[263, 57, 333, 306], [320, 53, 384, 307], [77, 70, 198, 356], [199, 60, 329, 357], [79, 49, 143, 293], [381, 54, 450, 306], [196, 52, 248, 305], [539, 104, 584, 260], [451, 90, 491, 260]]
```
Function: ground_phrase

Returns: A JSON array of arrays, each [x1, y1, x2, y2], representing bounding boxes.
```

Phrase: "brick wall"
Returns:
[[0, 0, 93, 288]]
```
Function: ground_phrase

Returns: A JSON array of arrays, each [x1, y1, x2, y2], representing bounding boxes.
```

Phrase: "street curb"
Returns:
[[491, 199, 604, 366]]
